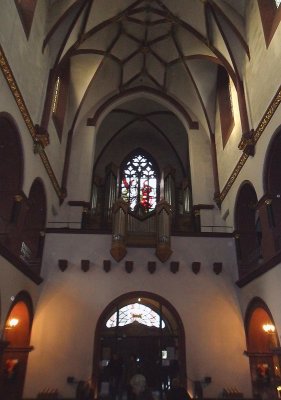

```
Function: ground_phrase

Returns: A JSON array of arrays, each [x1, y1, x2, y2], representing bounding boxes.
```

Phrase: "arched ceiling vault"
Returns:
[[45, 0, 248, 137]]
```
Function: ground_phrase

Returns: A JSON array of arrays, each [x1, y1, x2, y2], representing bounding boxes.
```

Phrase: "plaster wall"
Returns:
[[218, 105, 281, 230], [0, 1, 50, 124], [245, 1, 281, 128], [0, 72, 60, 221], [188, 129, 215, 206], [0, 256, 41, 333], [23, 233, 252, 399]]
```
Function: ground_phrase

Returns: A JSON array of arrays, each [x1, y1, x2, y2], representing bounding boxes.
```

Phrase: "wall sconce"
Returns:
[[5, 318, 19, 329], [263, 324, 275, 334]]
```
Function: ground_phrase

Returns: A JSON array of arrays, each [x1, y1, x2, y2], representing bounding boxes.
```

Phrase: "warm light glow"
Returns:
[[277, 385, 281, 392], [7, 318, 19, 328], [262, 323, 275, 333]]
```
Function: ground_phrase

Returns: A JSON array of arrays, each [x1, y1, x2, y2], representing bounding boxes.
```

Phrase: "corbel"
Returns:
[[103, 260, 111, 273], [192, 262, 201, 274], [213, 262, 222, 275], [58, 259, 68, 272], [125, 261, 133, 273], [81, 260, 90, 272], [170, 261, 179, 274], [238, 129, 255, 156], [147, 261, 156, 274]]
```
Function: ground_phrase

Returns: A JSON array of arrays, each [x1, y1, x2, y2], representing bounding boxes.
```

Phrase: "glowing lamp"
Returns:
[[262, 323, 275, 334], [7, 318, 19, 328]]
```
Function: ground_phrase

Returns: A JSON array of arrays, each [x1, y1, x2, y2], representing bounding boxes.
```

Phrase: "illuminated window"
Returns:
[[52, 77, 60, 114], [275, 0, 281, 7], [106, 303, 165, 328], [121, 152, 158, 213]]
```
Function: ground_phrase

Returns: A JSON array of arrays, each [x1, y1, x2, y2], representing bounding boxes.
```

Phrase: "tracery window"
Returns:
[[106, 303, 165, 328], [121, 151, 158, 213]]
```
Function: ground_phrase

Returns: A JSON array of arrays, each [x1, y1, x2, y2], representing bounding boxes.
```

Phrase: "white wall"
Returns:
[[23, 233, 252, 399]]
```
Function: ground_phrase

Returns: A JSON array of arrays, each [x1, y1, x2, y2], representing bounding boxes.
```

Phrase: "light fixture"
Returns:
[[262, 323, 275, 334], [6, 318, 19, 329]]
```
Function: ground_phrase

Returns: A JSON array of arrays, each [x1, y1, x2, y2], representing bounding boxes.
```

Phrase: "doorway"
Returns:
[[93, 292, 186, 400], [0, 291, 33, 400], [245, 297, 281, 400]]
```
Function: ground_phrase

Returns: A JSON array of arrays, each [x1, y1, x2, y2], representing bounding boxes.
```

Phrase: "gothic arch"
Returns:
[[0, 113, 24, 233], [234, 181, 260, 277], [92, 291, 186, 397], [0, 291, 33, 400], [21, 178, 47, 273], [244, 297, 281, 399]]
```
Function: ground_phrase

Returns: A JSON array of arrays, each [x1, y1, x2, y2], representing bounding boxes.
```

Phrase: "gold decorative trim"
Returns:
[[219, 84, 281, 203], [0, 45, 62, 200]]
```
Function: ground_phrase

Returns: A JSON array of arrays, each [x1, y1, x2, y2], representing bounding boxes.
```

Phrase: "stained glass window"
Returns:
[[121, 152, 158, 213], [106, 303, 165, 328]]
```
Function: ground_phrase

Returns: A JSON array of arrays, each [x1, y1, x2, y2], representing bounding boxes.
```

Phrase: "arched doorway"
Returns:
[[0, 291, 33, 400], [93, 292, 186, 400], [245, 297, 281, 399], [235, 181, 261, 277]]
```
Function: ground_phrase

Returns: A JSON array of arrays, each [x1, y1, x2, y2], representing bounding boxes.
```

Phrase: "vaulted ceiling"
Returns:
[[45, 0, 248, 140]]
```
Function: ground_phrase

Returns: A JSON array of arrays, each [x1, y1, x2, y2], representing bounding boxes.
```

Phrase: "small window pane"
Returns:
[[106, 303, 165, 328]]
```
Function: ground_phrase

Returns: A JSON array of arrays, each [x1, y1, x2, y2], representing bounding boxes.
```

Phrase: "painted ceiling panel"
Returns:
[[150, 36, 179, 63], [175, 27, 214, 59], [164, 0, 207, 37], [85, 0, 136, 32], [46, 0, 248, 137], [123, 53, 144, 85], [146, 53, 165, 87], [78, 24, 121, 53], [111, 34, 140, 60]]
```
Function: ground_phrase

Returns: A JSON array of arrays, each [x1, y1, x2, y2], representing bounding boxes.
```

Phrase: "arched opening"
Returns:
[[120, 149, 160, 215], [235, 182, 261, 277], [0, 291, 33, 400], [264, 127, 281, 252], [93, 292, 186, 400], [0, 115, 23, 244], [245, 298, 281, 399], [21, 178, 47, 273]]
